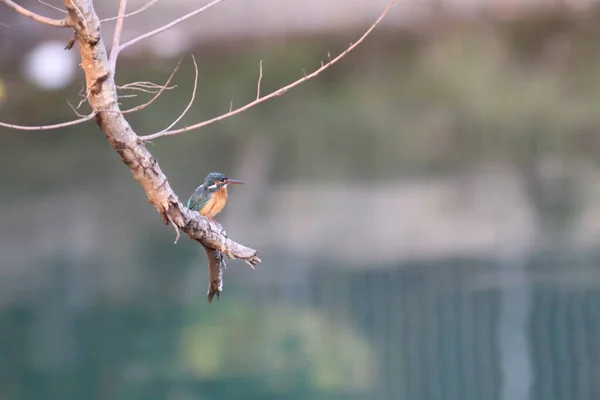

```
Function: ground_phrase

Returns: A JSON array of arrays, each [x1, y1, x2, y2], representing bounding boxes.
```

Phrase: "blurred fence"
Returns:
[[290, 250, 600, 400]]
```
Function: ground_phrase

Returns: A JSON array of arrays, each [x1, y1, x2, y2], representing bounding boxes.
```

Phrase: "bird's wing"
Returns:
[[187, 185, 209, 211]]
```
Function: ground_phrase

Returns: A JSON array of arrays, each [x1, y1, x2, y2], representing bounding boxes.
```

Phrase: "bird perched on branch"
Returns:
[[187, 172, 245, 220]]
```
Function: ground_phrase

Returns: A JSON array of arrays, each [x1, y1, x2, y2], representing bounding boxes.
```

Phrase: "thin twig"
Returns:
[[67, 100, 89, 117], [118, 81, 177, 94], [119, 0, 225, 51], [76, 97, 88, 109], [256, 59, 263, 100], [101, 0, 160, 22], [64, 33, 77, 50], [244, 259, 257, 270], [120, 81, 176, 89], [38, 0, 66, 13], [120, 58, 182, 114], [1, 0, 70, 27], [171, 219, 181, 244], [120, 87, 160, 94], [0, 113, 95, 131], [152, 55, 198, 134], [108, 0, 128, 70], [140, 0, 396, 141]]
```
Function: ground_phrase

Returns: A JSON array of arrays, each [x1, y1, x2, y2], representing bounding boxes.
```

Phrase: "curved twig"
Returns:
[[151, 54, 198, 134], [256, 59, 263, 100], [140, 0, 396, 142]]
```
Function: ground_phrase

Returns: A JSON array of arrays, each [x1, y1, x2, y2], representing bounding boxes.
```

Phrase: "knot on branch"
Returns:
[[90, 72, 109, 95]]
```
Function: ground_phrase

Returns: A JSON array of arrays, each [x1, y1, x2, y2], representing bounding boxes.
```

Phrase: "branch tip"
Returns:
[[119, 0, 226, 51], [139, 0, 396, 141], [256, 59, 263, 100], [101, 0, 160, 23], [171, 220, 181, 244], [39, 0, 66, 14]]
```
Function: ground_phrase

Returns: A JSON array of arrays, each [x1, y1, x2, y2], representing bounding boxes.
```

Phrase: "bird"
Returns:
[[187, 172, 245, 220]]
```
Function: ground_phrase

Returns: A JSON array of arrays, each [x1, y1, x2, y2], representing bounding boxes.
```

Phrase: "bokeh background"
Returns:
[[2, 0, 600, 399]]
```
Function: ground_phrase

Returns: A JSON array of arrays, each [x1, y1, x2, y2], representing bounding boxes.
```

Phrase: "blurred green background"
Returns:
[[2, 1, 600, 399]]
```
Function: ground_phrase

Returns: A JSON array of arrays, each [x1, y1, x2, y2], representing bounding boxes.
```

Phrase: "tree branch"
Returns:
[[140, 0, 396, 142], [58, 0, 259, 300], [1, 0, 394, 300], [119, 0, 226, 51], [1, 0, 70, 27]]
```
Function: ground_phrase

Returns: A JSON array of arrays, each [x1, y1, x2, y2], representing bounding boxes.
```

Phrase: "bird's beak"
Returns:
[[226, 179, 245, 185]]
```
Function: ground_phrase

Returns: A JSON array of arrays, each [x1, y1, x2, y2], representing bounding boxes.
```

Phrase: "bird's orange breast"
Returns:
[[199, 187, 228, 218]]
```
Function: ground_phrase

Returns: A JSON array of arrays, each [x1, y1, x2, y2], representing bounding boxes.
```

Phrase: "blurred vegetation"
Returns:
[[181, 305, 376, 390], [3, 12, 600, 399]]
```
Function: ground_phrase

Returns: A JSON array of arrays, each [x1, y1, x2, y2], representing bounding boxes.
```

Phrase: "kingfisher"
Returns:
[[187, 172, 245, 220]]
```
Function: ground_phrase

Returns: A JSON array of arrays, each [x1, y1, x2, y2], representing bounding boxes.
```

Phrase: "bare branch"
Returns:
[[39, 0, 66, 13], [108, 0, 128, 70], [140, 0, 396, 142], [0, 113, 95, 131], [56, 0, 259, 291], [256, 59, 263, 100], [1, 0, 393, 299], [101, 0, 160, 23], [1, 0, 70, 27], [152, 54, 198, 134], [119, 0, 226, 51]]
